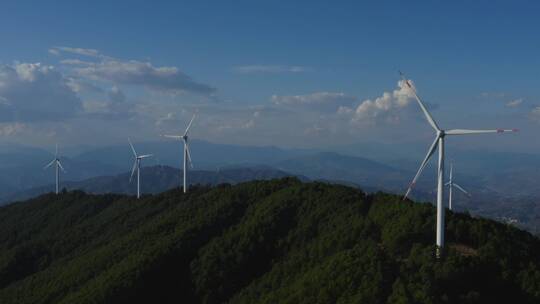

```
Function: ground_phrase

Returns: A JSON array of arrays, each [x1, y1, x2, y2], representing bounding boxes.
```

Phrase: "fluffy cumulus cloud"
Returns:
[[233, 65, 309, 74], [506, 98, 523, 107], [271, 92, 356, 112], [339, 80, 416, 124], [0, 63, 82, 122]]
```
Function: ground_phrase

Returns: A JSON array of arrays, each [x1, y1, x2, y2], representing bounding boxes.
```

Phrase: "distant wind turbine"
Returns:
[[401, 71, 518, 256], [446, 163, 470, 211], [129, 138, 153, 199], [44, 144, 66, 195], [162, 114, 196, 193]]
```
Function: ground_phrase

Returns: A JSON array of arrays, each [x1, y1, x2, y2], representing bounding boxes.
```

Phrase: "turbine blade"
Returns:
[[138, 154, 153, 159], [183, 114, 196, 136], [128, 138, 137, 157], [186, 142, 194, 168], [446, 128, 519, 135], [129, 160, 138, 182], [44, 159, 55, 170], [403, 135, 440, 200], [161, 134, 183, 139], [445, 182, 451, 186], [399, 72, 440, 131], [57, 160, 66, 173], [55, 144, 58, 158], [453, 183, 470, 196]]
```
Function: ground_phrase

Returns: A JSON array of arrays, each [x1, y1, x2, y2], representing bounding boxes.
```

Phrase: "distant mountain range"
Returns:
[[0, 166, 299, 205], [1, 140, 540, 234], [275, 151, 411, 193]]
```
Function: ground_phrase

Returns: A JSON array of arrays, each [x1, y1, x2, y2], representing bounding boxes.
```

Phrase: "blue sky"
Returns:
[[0, 1, 536, 151]]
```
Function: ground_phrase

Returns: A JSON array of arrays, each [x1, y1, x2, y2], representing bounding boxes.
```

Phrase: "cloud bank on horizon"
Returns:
[[0, 45, 531, 150]]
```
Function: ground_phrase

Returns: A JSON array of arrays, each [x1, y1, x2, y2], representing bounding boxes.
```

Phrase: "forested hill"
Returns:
[[0, 178, 539, 303]]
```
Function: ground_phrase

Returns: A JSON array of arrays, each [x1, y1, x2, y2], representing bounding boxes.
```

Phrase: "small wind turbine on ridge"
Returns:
[[161, 114, 196, 193], [44, 144, 66, 195], [446, 162, 470, 211], [129, 138, 153, 199]]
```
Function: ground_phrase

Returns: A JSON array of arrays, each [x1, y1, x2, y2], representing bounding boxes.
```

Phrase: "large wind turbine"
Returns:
[[162, 114, 196, 193], [446, 163, 470, 211], [44, 144, 66, 194], [401, 72, 517, 255], [129, 138, 153, 199]]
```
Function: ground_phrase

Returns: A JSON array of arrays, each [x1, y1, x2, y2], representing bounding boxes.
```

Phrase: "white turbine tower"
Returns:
[[401, 72, 518, 256], [44, 144, 66, 195], [129, 138, 153, 199], [446, 163, 470, 211], [162, 114, 196, 193]]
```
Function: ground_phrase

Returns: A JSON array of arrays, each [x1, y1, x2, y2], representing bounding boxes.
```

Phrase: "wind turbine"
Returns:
[[446, 163, 470, 211], [129, 138, 153, 199], [44, 144, 66, 195], [162, 114, 196, 193], [401, 72, 518, 256]]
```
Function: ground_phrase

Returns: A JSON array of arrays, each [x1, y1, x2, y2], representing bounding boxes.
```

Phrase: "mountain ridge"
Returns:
[[0, 178, 539, 303]]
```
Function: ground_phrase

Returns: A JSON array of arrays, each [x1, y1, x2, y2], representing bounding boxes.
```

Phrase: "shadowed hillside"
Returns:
[[0, 178, 539, 303]]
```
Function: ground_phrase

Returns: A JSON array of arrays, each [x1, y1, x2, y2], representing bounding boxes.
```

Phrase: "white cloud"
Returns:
[[530, 106, 540, 121], [71, 59, 215, 95], [337, 106, 353, 115], [82, 98, 133, 120], [155, 112, 178, 126], [233, 65, 309, 74], [242, 119, 255, 129], [304, 124, 325, 135], [340, 80, 416, 124], [0, 122, 27, 136], [242, 111, 261, 129], [480, 92, 507, 99], [108, 85, 126, 103], [60, 59, 93, 66], [0, 62, 82, 122], [66, 77, 104, 94], [506, 98, 523, 107], [271, 92, 356, 112], [49, 46, 101, 57], [48, 49, 60, 56]]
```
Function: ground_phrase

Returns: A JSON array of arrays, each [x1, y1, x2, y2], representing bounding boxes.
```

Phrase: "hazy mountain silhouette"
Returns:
[[1, 166, 299, 205]]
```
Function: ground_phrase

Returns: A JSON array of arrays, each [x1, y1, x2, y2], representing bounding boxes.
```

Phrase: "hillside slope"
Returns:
[[0, 178, 539, 303]]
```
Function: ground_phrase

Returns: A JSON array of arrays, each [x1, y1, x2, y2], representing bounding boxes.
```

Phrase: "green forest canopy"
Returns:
[[0, 178, 539, 303]]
